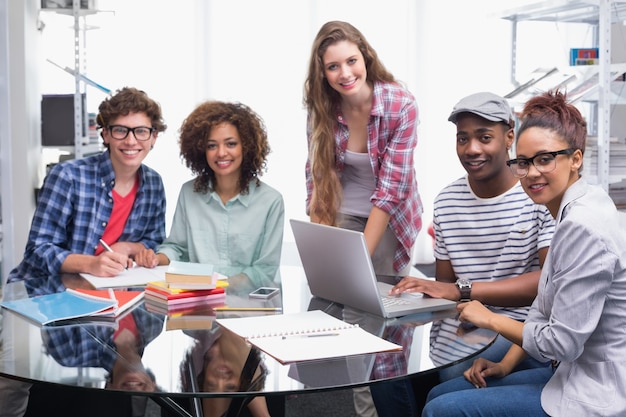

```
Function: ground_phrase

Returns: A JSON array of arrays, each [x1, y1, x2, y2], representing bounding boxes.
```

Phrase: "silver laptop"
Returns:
[[290, 219, 457, 318]]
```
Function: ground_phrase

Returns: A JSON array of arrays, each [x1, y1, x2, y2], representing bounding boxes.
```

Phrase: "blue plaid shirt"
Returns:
[[8, 151, 166, 282]]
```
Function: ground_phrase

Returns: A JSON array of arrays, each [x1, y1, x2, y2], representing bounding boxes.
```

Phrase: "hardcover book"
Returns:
[[165, 261, 217, 286]]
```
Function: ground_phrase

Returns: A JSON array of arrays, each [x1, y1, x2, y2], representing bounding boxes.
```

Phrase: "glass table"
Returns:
[[0, 265, 496, 417]]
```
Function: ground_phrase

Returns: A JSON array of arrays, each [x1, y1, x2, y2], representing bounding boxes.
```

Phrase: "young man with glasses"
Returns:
[[7, 87, 168, 282], [371, 92, 556, 417]]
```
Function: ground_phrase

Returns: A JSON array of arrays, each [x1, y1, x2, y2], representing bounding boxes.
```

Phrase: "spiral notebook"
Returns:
[[216, 310, 402, 364]]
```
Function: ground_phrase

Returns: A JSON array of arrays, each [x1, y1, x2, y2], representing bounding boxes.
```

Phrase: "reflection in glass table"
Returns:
[[0, 266, 496, 417]]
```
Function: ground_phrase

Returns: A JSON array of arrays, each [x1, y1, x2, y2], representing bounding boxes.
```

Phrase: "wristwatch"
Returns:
[[455, 278, 472, 301]]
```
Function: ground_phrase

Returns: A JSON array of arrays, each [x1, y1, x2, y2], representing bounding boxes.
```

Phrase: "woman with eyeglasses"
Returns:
[[421, 90, 626, 417], [7, 86, 167, 282]]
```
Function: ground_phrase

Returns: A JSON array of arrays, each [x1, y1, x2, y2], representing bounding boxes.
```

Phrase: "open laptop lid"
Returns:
[[290, 219, 456, 318]]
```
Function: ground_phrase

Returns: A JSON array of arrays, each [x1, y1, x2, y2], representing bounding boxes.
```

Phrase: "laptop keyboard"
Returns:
[[381, 296, 412, 307]]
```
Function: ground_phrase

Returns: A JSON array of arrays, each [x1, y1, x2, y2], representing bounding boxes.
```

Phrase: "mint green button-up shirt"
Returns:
[[157, 179, 285, 288]]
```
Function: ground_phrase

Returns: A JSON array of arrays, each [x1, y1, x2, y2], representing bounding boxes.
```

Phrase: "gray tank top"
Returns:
[[340, 150, 375, 217]]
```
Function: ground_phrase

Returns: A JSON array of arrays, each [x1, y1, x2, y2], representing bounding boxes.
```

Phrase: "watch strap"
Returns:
[[459, 285, 471, 301]]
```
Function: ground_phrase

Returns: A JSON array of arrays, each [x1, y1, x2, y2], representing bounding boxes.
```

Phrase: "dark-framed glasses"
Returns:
[[107, 125, 155, 141], [506, 148, 575, 178]]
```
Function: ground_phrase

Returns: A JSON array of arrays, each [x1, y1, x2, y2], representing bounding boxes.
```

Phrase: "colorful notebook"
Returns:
[[0, 290, 119, 325]]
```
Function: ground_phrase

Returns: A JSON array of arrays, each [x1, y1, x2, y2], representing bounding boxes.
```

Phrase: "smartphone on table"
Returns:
[[249, 287, 280, 299]]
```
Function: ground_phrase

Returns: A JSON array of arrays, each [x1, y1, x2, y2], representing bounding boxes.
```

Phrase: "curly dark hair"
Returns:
[[179, 101, 270, 194], [96, 87, 167, 147]]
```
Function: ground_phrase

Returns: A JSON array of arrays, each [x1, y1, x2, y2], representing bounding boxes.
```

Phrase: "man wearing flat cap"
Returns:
[[370, 92, 557, 417], [392, 91, 556, 379]]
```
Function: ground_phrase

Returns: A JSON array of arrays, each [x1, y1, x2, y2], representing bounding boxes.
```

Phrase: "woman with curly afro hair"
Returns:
[[135, 101, 285, 291]]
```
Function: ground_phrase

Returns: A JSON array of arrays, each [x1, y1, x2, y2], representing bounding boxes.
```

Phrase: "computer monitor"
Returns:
[[41, 93, 86, 147]]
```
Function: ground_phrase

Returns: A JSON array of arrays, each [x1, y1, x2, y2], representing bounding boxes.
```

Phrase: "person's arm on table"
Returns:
[[62, 238, 146, 276], [391, 247, 548, 306], [458, 300, 524, 346], [61, 252, 131, 277]]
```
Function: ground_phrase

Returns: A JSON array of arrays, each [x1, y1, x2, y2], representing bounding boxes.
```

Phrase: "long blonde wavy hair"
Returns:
[[303, 21, 396, 225]]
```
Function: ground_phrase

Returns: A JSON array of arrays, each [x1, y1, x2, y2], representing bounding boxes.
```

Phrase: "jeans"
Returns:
[[438, 334, 548, 382], [371, 335, 549, 416], [422, 366, 553, 417]]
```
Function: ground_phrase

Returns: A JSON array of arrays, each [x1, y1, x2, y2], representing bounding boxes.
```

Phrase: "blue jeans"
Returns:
[[438, 334, 548, 381], [422, 367, 553, 417], [371, 335, 550, 416]]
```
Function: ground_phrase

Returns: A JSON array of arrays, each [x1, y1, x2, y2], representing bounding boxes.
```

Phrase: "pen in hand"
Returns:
[[99, 238, 128, 270], [99, 239, 114, 253]]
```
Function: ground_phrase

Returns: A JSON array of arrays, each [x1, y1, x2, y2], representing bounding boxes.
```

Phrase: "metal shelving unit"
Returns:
[[41, 0, 102, 159], [501, 0, 626, 193]]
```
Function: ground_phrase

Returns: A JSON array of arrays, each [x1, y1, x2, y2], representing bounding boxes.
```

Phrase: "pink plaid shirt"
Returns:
[[306, 81, 423, 271]]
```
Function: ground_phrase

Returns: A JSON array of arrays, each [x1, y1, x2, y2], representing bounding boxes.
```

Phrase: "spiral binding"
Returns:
[[248, 323, 359, 339]]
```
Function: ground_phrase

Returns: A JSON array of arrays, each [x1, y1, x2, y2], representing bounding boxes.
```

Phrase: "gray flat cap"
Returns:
[[448, 92, 514, 126]]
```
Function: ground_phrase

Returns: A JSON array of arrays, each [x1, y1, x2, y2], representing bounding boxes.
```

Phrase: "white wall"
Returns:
[[38, 1, 513, 237], [1, 0, 43, 282], [3, 0, 595, 277], [0, 0, 10, 282]]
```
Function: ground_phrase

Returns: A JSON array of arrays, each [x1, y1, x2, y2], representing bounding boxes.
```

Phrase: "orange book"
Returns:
[[70, 288, 144, 318]]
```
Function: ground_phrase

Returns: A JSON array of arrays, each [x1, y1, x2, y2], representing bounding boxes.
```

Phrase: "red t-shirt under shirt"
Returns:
[[95, 178, 139, 255]]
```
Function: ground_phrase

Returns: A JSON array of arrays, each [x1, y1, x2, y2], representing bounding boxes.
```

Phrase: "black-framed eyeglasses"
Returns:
[[506, 148, 575, 178], [107, 125, 155, 141]]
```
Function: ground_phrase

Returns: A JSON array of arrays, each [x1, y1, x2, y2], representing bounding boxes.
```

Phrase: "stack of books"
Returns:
[[144, 280, 227, 308], [143, 261, 228, 314]]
